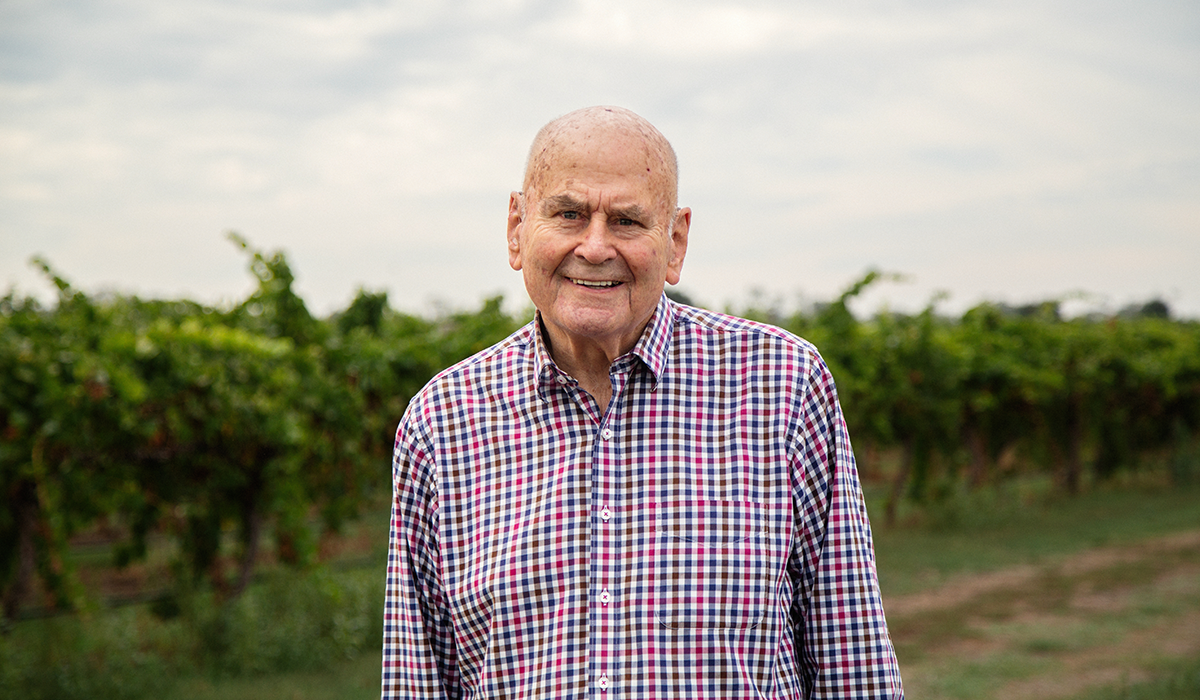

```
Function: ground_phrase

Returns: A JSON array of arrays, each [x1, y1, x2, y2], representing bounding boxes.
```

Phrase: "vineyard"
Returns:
[[3, 239, 1199, 627]]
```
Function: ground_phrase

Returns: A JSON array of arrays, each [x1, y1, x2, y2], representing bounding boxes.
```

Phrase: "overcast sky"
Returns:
[[3, 0, 1198, 319]]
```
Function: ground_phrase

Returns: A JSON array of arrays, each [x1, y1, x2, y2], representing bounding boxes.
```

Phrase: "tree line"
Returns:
[[760, 272, 1200, 524], [1, 236, 521, 621], [3, 242, 1198, 622]]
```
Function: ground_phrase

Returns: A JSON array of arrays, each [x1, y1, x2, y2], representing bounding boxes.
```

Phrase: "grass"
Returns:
[[879, 480, 1200, 700], [903, 651, 1062, 700], [165, 653, 381, 700], [887, 538, 1200, 655], [1072, 656, 1200, 699], [870, 479, 1200, 596]]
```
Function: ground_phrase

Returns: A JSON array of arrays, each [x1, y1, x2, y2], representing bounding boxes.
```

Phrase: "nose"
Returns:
[[574, 216, 617, 264]]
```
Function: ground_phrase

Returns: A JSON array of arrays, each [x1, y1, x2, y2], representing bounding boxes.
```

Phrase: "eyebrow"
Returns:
[[539, 194, 653, 223], [540, 194, 588, 215]]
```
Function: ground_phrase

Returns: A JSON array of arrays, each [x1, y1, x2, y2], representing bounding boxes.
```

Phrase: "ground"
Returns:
[[887, 529, 1200, 699]]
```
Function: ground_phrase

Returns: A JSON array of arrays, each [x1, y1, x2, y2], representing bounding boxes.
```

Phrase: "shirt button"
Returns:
[[600, 588, 611, 606], [598, 674, 610, 691], [556, 376, 567, 384], [601, 427, 613, 440], [600, 506, 611, 522]]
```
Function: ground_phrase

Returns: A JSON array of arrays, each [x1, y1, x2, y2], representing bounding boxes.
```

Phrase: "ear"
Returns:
[[507, 191, 523, 271], [665, 207, 690, 286]]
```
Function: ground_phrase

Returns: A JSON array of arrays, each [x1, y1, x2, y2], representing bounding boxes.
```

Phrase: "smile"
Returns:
[[569, 278, 622, 289]]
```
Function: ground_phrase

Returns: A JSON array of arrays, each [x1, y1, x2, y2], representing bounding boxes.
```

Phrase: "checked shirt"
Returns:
[[383, 295, 904, 699]]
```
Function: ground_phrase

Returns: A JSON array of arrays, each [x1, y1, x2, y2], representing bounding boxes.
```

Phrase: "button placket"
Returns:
[[594, 420, 617, 696], [596, 508, 612, 696], [592, 371, 631, 698]]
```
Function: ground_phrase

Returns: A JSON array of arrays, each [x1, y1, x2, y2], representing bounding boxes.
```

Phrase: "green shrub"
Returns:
[[0, 608, 179, 700], [0, 565, 384, 699], [190, 567, 384, 677]]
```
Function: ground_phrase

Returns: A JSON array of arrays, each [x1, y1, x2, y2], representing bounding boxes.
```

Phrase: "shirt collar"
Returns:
[[629, 293, 675, 387], [531, 293, 677, 397]]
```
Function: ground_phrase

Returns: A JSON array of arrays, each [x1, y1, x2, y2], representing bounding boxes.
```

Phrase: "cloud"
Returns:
[[2, 0, 1198, 317]]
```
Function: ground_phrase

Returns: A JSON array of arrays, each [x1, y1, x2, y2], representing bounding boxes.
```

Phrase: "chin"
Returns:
[[554, 305, 628, 336]]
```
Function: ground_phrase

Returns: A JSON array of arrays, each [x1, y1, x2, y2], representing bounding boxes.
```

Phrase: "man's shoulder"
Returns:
[[440, 321, 536, 378], [665, 303, 843, 412], [407, 321, 537, 410], [670, 302, 819, 357]]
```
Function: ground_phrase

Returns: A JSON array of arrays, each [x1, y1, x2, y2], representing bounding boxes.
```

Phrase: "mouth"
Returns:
[[568, 278, 623, 289]]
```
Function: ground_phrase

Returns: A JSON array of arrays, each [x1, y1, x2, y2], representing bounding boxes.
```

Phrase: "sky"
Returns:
[[3, 0, 1199, 320]]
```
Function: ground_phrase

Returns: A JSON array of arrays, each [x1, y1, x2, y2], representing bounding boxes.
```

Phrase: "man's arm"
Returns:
[[382, 420, 459, 700], [792, 356, 904, 699]]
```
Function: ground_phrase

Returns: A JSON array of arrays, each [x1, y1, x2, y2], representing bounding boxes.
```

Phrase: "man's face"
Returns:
[[507, 131, 689, 360]]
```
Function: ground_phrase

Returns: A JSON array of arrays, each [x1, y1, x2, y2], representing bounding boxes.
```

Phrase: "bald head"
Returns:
[[522, 106, 680, 210]]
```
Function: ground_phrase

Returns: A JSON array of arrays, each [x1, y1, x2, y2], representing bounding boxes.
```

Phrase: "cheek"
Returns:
[[526, 247, 567, 285], [524, 231, 570, 273], [631, 244, 668, 276]]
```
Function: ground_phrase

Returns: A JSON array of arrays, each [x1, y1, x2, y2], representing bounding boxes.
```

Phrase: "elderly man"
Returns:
[[383, 106, 904, 699]]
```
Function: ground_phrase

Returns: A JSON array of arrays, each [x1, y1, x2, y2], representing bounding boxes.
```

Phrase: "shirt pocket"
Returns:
[[652, 500, 771, 630]]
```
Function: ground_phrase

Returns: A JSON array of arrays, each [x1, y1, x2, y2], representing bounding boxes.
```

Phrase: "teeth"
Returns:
[[571, 278, 620, 288]]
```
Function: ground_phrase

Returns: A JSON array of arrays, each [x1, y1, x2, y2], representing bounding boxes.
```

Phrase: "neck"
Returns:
[[540, 321, 633, 414]]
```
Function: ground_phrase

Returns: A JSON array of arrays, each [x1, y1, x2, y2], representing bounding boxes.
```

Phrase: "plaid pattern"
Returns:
[[383, 295, 903, 699]]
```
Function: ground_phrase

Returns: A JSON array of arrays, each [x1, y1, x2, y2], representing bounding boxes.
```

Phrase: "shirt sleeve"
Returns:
[[382, 410, 460, 700], [790, 355, 905, 699]]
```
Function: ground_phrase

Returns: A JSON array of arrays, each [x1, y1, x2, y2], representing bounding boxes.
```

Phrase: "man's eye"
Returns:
[[616, 218, 637, 227], [561, 211, 581, 220]]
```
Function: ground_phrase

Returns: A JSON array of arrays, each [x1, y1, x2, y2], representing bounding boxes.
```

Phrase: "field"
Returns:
[[61, 480, 1187, 700], [874, 482, 1200, 699]]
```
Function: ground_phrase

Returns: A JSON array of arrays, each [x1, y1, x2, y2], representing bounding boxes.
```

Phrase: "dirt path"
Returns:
[[884, 530, 1200, 700]]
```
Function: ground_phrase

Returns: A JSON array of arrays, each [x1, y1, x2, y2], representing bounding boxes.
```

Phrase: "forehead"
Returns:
[[527, 127, 675, 207]]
